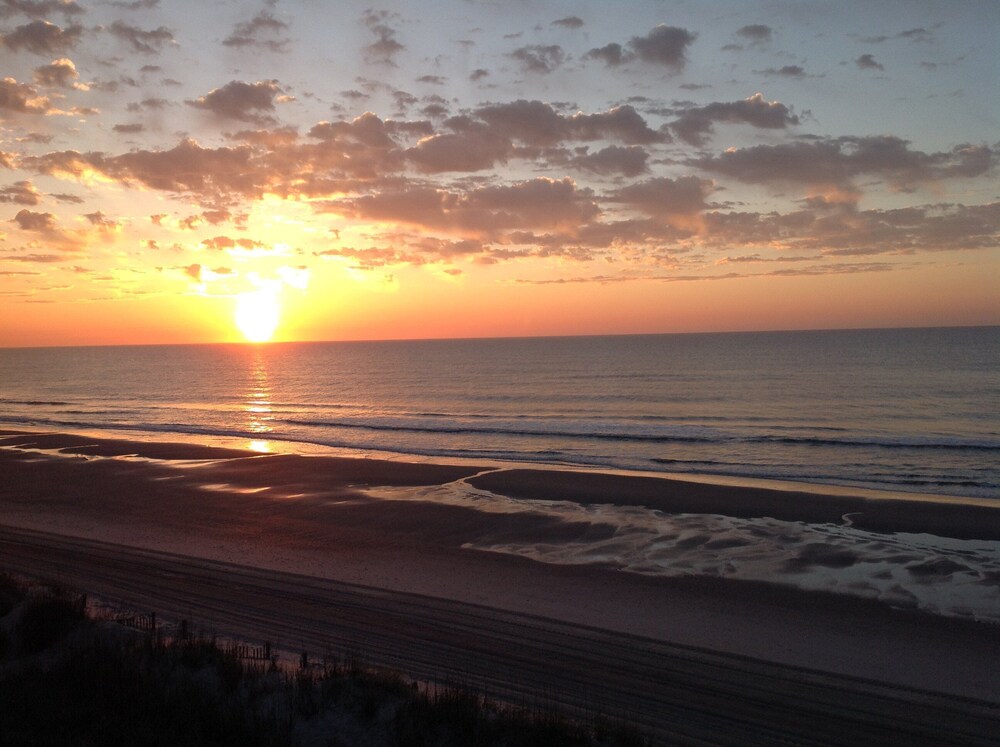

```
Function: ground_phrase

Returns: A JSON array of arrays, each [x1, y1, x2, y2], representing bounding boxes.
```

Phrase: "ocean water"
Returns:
[[1, 326, 998, 499]]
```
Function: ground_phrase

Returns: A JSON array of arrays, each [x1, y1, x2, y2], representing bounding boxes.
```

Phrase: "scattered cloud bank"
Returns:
[[0, 1, 995, 311]]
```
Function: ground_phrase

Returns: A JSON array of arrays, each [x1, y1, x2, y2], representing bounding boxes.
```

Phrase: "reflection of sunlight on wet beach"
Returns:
[[248, 439, 272, 453]]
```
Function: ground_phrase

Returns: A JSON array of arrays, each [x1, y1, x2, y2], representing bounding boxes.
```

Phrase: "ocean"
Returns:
[[2, 326, 998, 499]]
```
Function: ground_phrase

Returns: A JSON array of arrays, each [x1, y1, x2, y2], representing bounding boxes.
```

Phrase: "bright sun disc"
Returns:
[[235, 290, 280, 343]]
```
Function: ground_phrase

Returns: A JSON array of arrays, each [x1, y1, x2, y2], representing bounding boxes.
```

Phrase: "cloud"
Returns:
[[112, 122, 144, 133], [669, 93, 800, 146], [12, 207, 57, 231], [0, 180, 40, 204], [475, 100, 667, 146], [23, 138, 265, 202], [571, 145, 649, 177], [107, 20, 173, 53], [0, 76, 50, 113], [583, 42, 632, 67], [736, 24, 772, 43], [362, 9, 403, 65], [32, 57, 85, 88], [469, 68, 489, 82], [510, 44, 565, 74], [107, 0, 159, 8], [586, 25, 696, 71], [862, 27, 933, 44], [83, 210, 119, 229], [698, 200, 1000, 258], [1, 0, 84, 18], [223, 9, 289, 52], [568, 105, 670, 145], [407, 127, 511, 173], [628, 25, 696, 70], [691, 136, 994, 190], [473, 100, 568, 146], [126, 96, 168, 111], [755, 65, 806, 78], [613, 176, 713, 220], [551, 16, 584, 29], [339, 177, 599, 238], [855, 54, 884, 71], [187, 80, 284, 125], [2, 19, 82, 53]]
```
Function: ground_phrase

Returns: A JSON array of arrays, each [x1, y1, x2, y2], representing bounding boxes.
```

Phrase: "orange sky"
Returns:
[[1, 1, 997, 346]]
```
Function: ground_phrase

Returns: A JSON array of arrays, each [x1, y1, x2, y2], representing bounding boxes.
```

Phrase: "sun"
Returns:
[[234, 290, 280, 343]]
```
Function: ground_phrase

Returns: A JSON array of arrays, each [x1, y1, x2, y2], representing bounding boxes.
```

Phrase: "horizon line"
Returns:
[[2, 322, 997, 351]]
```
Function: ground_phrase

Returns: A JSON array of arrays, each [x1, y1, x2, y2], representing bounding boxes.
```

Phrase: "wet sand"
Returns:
[[3, 429, 1000, 736]]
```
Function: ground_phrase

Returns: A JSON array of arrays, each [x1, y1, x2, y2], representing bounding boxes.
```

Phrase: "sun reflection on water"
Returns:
[[244, 349, 274, 452]]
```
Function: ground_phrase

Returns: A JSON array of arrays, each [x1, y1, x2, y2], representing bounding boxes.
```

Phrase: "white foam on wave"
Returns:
[[364, 480, 1000, 623]]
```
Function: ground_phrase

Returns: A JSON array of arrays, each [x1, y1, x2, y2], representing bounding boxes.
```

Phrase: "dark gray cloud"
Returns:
[[670, 93, 800, 146], [187, 79, 284, 125], [571, 145, 649, 177], [628, 25, 696, 70], [107, 0, 159, 8], [613, 176, 713, 219], [406, 127, 510, 173], [223, 9, 289, 52], [339, 177, 599, 237], [474, 100, 667, 146], [736, 24, 772, 43], [2, 19, 82, 53], [1, 0, 84, 17], [862, 27, 933, 44], [586, 25, 696, 71], [584, 42, 631, 67], [755, 65, 806, 78], [855, 54, 883, 71], [691, 136, 994, 188], [510, 44, 565, 74], [112, 122, 144, 133], [362, 9, 403, 65], [107, 20, 174, 53], [551, 16, 584, 29]]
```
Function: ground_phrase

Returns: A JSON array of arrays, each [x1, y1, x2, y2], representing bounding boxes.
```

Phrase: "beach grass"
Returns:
[[0, 576, 649, 746]]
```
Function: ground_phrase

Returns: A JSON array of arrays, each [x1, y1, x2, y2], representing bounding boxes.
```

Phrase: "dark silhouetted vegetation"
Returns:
[[0, 576, 650, 746]]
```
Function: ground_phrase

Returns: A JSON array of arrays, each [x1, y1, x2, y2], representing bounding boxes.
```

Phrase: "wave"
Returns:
[[0, 398, 71, 406], [3, 415, 997, 497], [278, 416, 1000, 451]]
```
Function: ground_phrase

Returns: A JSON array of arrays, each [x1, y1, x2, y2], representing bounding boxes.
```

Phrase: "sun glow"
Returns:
[[234, 290, 281, 343]]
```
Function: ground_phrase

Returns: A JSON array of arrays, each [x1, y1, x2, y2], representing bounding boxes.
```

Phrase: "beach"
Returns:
[[3, 428, 1000, 741]]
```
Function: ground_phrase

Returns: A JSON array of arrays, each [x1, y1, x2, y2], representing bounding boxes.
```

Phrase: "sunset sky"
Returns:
[[1, 0, 997, 346]]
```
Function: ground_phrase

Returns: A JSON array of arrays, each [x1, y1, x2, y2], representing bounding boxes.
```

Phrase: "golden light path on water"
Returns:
[[244, 349, 274, 453]]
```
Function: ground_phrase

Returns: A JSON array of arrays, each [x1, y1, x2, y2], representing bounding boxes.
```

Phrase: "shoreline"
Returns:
[[2, 422, 993, 508], [3, 427, 1000, 536], [3, 428, 1000, 702]]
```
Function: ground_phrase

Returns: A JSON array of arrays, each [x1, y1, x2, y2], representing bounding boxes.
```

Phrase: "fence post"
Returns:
[[265, 641, 271, 659]]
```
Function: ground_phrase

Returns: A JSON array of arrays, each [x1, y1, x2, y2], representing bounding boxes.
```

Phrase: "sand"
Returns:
[[3, 429, 1000, 738]]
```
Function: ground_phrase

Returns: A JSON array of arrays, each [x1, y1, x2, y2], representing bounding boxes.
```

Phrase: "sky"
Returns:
[[0, 0, 997, 346]]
